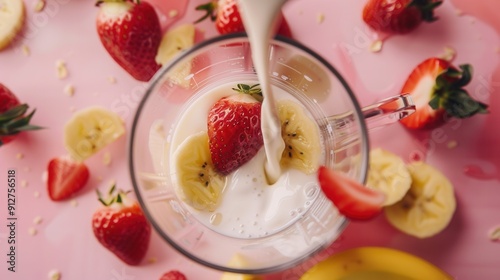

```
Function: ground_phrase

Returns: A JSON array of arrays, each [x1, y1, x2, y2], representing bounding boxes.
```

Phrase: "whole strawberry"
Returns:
[[362, 0, 442, 34], [92, 185, 151, 265], [0, 83, 42, 146], [159, 270, 187, 280], [195, 0, 292, 37], [400, 57, 488, 129], [207, 84, 263, 175], [96, 0, 161, 81]]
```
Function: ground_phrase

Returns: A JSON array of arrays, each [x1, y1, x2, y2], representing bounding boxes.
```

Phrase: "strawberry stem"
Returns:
[[97, 184, 131, 206], [232, 84, 263, 101], [109, 184, 116, 195], [194, 1, 217, 23], [429, 64, 488, 118], [0, 104, 28, 121], [0, 104, 43, 136], [408, 0, 443, 22], [116, 192, 123, 204]]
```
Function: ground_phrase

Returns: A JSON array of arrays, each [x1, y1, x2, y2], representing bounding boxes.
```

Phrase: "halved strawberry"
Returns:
[[400, 57, 488, 129], [362, 0, 442, 35], [47, 156, 90, 201], [318, 166, 385, 220], [159, 270, 187, 280], [92, 185, 151, 265], [0, 83, 42, 146], [207, 84, 263, 175], [195, 0, 292, 37]]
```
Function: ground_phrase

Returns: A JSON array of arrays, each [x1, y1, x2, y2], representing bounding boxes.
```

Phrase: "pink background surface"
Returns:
[[1, 0, 499, 279]]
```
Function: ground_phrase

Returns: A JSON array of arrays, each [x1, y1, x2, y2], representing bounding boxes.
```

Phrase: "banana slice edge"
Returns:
[[384, 161, 456, 238], [0, 0, 25, 51], [367, 148, 412, 206]]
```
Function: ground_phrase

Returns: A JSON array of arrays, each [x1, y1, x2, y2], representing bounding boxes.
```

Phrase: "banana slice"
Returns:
[[64, 107, 125, 161], [277, 100, 321, 174], [155, 23, 195, 88], [0, 0, 25, 51], [384, 161, 456, 238], [366, 148, 412, 206], [173, 131, 226, 212]]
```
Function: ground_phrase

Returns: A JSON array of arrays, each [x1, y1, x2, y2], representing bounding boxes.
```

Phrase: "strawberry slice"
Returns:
[[96, 0, 162, 82], [47, 156, 90, 201], [362, 0, 443, 35], [207, 84, 263, 175], [195, 0, 292, 37], [159, 270, 187, 280], [92, 185, 151, 265], [318, 166, 385, 221], [400, 57, 488, 129]]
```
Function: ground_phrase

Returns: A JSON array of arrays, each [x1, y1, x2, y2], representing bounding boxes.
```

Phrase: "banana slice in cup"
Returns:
[[366, 148, 412, 206], [384, 161, 456, 238], [277, 100, 321, 174], [172, 131, 226, 212], [0, 0, 25, 51], [64, 107, 125, 161]]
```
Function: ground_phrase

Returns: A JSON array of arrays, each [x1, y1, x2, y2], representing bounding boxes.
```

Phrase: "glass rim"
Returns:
[[128, 32, 369, 274]]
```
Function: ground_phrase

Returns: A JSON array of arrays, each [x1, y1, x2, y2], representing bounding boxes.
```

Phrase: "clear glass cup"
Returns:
[[129, 33, 415, 274]]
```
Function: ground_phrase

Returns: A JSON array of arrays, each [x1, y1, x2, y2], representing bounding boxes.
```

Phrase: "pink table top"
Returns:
[[1, 0, 499, 279]]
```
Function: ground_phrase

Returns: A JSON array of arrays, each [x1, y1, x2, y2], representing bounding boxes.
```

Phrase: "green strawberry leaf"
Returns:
[[428, 94, 441, 110], [444, 90, 488, 118], [409, 0, 443, 22], [4, 110, 42, 131], [0, 104, 43, 136], [0, 104, 28, 122], [453, 64, 473, 88], [430, 63, 487, 119], [194, 2, 217, 23], [232, 83, 263, 102]]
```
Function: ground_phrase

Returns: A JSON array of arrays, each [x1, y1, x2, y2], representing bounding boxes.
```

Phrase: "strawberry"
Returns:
[[362, 0, 442, 34], [0, 83, 42, 146], [195, 0, 292, 37], [159, 270, 187, 280], [92, 185, 151, 265], [96, 0, 161, 82], [207, 84, 263, 175], [47, 156, 90, 201], [318, 166, 385, 221], [400, 57, 488, 129]]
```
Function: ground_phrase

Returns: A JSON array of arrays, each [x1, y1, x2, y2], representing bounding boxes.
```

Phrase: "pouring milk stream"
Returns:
[[238, 0, 288, 184]]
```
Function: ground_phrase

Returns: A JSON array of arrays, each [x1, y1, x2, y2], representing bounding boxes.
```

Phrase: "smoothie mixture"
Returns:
[[168, 81, 323, 238]]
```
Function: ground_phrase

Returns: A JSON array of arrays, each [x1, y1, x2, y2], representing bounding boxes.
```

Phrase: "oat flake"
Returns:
[[48, 269, 61, 280], [34, 0, 46, 12], [489, 226, 500, 241]]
